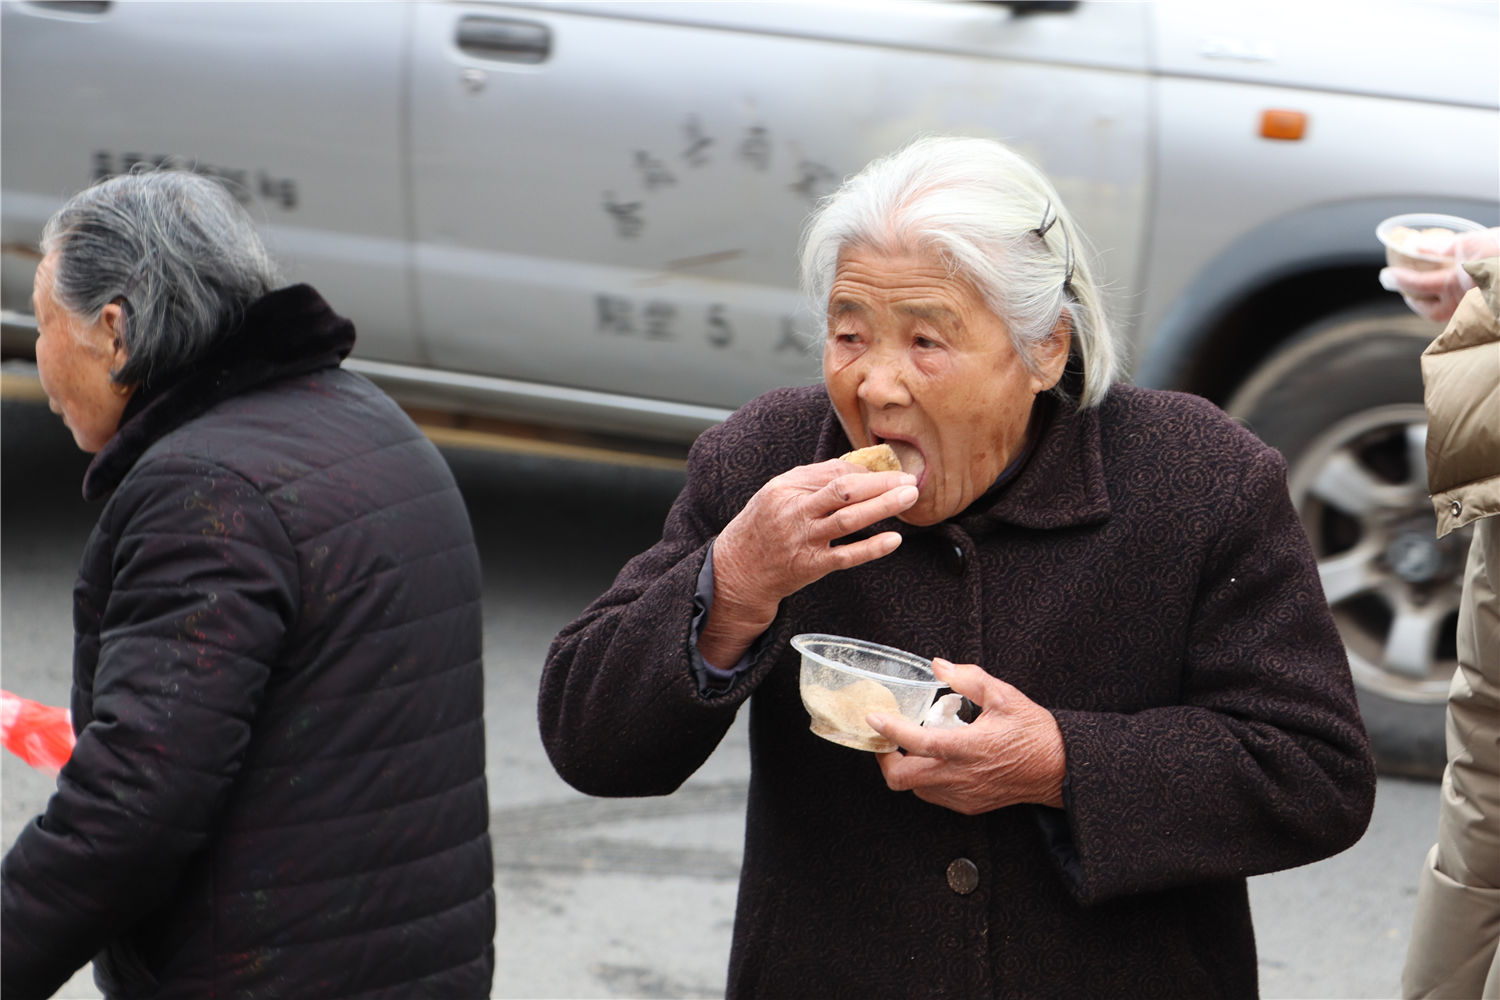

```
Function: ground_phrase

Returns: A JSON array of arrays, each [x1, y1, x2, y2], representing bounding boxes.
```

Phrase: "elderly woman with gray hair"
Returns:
[[1, 171, 494, 999], [541, 136, 1376, 997]]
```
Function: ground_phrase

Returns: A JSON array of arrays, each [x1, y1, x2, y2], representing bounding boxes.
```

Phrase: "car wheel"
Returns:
[[1225, 306, 1464, 779]]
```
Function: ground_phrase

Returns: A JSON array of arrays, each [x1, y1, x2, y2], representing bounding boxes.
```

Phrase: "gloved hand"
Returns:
[[1380, 227, 1500, 322]]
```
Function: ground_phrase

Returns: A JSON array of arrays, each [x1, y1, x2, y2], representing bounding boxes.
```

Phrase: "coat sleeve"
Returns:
[[1, 457, 298, 999], [1050, 446, 1377, 905], [539, 423, 763, 798]]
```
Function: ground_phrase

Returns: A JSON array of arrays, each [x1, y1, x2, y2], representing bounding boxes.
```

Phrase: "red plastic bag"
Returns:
[[1, 690, 75, 774]]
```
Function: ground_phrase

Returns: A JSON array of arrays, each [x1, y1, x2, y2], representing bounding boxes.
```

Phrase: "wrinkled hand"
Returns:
[[870, 659, 1066, 814], [1380, 227, 1500, 323], [699, 461, 917, 666]]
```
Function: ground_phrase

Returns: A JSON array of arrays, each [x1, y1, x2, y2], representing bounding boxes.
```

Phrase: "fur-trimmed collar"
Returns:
[[83, 284, 355, 500]]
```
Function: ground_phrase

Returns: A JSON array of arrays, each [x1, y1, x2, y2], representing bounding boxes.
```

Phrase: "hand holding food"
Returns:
[[698, 459, 917, 668]]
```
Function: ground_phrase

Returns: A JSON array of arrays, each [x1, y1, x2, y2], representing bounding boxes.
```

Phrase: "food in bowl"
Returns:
[[801, 678, 903, 749], [1384, 225, 1460, 269], [1376, 213, 1488, 271], [792, 633, 944, 752]]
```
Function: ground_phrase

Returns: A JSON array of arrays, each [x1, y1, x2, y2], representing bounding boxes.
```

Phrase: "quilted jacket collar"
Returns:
[[83, 284, 355, 500]]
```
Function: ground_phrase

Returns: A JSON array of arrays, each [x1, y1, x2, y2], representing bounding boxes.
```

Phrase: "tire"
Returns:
[[1225, 306, 1462, 779]]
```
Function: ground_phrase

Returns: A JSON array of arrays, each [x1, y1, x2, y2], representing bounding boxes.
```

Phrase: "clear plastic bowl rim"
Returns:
[[1375, 212, 1488, 249], [791, 633, 944, 689]]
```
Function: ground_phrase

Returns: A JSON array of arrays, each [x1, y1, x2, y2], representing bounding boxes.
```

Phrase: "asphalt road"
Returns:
[[1, 396, 1441, 999]]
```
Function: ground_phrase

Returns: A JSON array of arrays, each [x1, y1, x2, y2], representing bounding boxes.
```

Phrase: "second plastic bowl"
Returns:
[[1376, 212, 1488, 270]]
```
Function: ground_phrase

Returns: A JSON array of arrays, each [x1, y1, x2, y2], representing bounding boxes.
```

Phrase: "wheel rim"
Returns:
[[1287, 403, 1467, 704]]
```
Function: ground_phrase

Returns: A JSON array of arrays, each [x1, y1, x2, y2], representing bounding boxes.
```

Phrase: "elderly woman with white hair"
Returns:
[[1, 170, 494, 1000], [541, 136, 1376, 997]]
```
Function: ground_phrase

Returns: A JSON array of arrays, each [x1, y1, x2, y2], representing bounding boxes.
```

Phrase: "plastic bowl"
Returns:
[[792, 633, 945, 752], [1376, 213, 1488, 270]]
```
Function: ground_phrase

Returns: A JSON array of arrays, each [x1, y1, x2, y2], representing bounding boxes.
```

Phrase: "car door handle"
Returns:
[[24, 1, 111, 12], [986, 1, 1078, 12], [457, 16, 550, 64]]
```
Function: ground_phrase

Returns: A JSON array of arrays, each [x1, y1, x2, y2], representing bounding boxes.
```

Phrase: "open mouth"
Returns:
[[872, 434, 926, 489]]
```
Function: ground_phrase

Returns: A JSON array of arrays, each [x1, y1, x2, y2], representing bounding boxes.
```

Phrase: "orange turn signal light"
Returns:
[[1260, 109, 1307, 141]]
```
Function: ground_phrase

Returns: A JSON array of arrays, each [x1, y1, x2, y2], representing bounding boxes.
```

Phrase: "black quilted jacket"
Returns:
[[1, 286, 494, 999], [541, 382, 1376, 999]]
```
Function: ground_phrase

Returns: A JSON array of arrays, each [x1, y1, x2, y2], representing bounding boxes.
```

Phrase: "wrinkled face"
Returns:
[[823, 247, 1068, 526], [32, 253, 132, 453]]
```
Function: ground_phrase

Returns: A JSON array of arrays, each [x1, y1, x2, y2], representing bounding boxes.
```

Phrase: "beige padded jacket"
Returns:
[[1403, 258, 1500, 1000]]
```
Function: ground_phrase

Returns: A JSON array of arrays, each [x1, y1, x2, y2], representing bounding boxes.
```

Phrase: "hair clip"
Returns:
[[1034, 200, 1058, 239], [1035, 200, 1075, 295]]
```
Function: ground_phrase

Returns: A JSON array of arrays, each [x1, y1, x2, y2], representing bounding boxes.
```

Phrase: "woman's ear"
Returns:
[[1031, 311, 1073, 393], [96, 301, 130, 373]]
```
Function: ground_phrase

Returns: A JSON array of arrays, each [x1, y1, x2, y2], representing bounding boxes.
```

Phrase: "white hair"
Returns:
[[40, 169, 280, 389], [799, 135, 1120, 408]]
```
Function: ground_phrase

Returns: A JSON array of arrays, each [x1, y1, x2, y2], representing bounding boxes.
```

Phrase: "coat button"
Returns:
[[942, 541, 968, 575], [1450, 499, 1463, 517], [946, 858, 979, 895]]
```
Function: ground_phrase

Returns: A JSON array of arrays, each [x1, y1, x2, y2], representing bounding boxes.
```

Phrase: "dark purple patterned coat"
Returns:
[[1, 286, 494, 1000], [541, 383, 1375, 999]]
